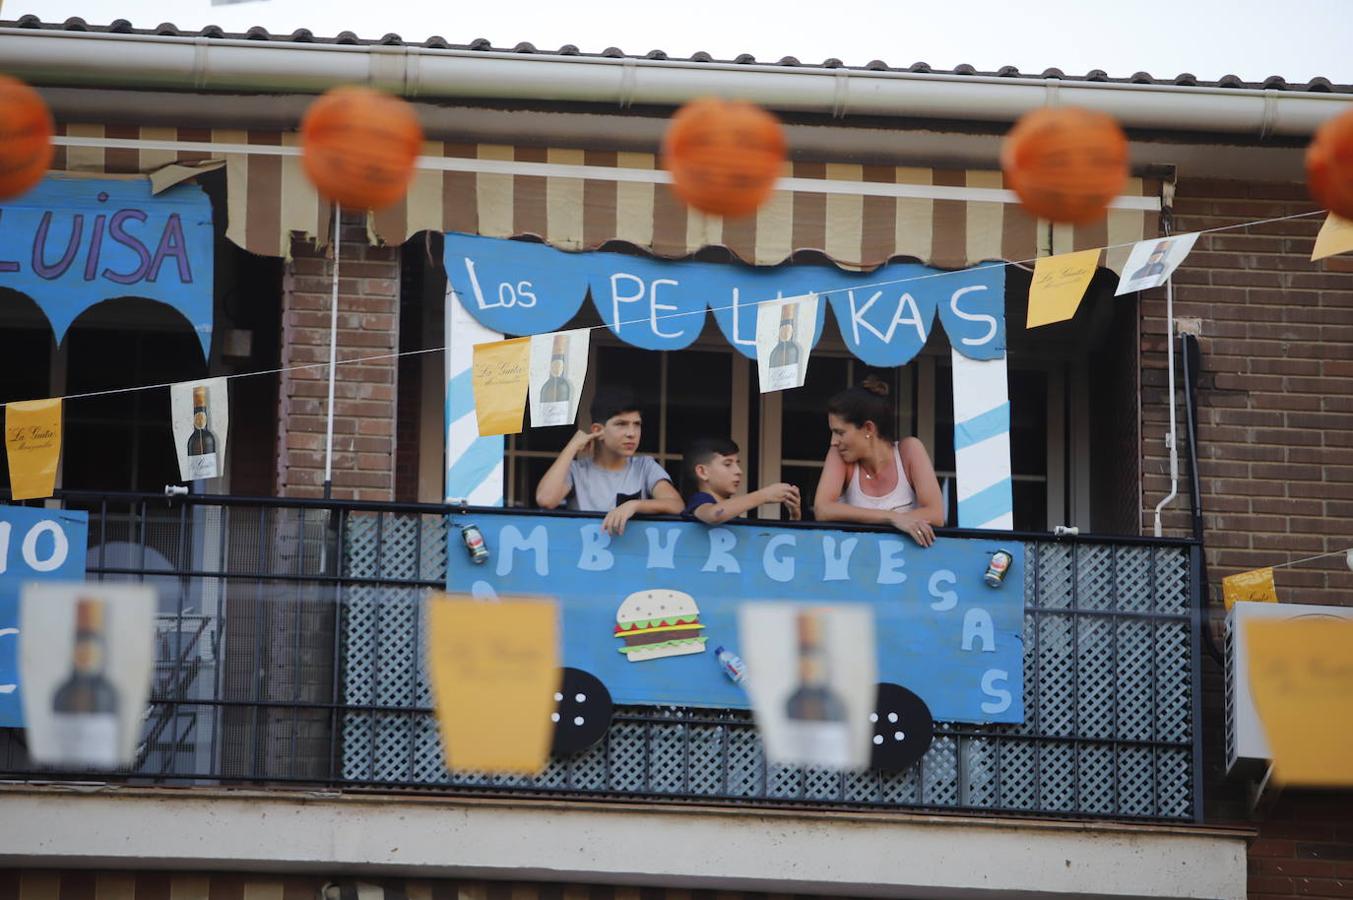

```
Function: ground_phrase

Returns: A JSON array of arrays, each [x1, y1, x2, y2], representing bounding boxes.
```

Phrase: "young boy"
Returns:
[[683, 437, 802, 524], [535, 385, 684, 535]]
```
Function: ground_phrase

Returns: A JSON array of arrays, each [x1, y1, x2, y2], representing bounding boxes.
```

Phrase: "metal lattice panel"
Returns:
[[336, 518, 1199, 821]]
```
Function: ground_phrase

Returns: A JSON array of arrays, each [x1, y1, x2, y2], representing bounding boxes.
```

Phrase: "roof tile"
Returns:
[[2, 17, 1347, 94]]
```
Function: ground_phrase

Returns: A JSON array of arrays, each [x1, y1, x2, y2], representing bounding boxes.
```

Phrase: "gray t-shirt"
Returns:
[[565, 456, 674, 512]]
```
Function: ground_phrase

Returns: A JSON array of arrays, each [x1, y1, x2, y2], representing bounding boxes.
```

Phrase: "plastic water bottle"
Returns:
[[715, 646, 747, 684]]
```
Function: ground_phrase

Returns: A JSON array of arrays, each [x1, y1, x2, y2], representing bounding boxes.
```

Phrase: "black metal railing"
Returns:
[[0, 490, 1203, 822]]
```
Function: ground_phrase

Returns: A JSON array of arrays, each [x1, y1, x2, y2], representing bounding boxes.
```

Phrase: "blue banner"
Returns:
[[0, 176, 215, 359], [0, 506, 89, 727], [448, 512, 1024, 724], [443, 234, 1005, 364], [934, 263, 1008, 360]]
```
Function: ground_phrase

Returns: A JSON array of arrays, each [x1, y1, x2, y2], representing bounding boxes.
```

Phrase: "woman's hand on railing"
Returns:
[[890, 511, 936, 548]]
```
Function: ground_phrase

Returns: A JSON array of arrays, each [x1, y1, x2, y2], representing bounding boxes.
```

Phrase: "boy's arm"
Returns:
[[535, 429, 599, 509], [693, 483, 800, 525], [692, 491, 765, 524], [633, 479, 684, 516], [601, 480, 683, 535]]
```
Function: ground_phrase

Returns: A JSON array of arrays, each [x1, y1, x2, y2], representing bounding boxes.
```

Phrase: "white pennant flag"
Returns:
[[170, 377, 229, 481], [528, 329, 590, 428], [738, 602, 876, 771], [755, 293, 819, 393], [21, 582, 156, 770], [1115, 233, 1200, 296]]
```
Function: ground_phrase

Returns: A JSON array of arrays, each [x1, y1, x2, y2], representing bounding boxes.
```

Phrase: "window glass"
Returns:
[[666, 350, 732, 455], [63, 307, 205, 493], [782, 355, 850, 463], [505, 342, 735, 506]]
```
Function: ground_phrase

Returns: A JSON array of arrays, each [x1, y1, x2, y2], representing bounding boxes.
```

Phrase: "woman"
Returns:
[[813, 376, 945, 547]]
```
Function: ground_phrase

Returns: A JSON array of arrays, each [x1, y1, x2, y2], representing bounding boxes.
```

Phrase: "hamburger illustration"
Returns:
[[614, 589, 707, 662]]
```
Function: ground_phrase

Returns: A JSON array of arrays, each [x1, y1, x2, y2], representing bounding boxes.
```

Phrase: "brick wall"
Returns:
[[276, 211, 401, 500], [1142, 179, 1353, 899], [1247, 794, 1353, 899], [1142, 178, 1353, 607]]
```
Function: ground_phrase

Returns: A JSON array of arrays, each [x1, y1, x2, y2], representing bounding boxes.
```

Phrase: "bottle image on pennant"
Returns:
[[782, 608, 852, 768], [537, 333, 573, 427], [184, 385, 219, 478], [50, 597, 122, 769], [766, 303, 801, 391]]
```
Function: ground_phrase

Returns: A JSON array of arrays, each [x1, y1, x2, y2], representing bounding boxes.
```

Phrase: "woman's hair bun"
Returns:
[[859, 374, 890, 398]]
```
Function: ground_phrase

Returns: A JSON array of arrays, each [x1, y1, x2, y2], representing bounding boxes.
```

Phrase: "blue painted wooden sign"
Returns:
[[443, 233, 1006, 366], [0, 176, 215, 358], [447, 512, 1025, 724], [0, 506, 90, 727]]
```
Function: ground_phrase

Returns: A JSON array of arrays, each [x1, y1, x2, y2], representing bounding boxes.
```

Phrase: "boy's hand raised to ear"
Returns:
[[568, 428, 603, 451]]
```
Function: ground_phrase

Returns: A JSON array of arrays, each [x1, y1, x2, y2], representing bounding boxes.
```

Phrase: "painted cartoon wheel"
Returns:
[[550, 667, 613, 755], [869, 682, 935, 772]]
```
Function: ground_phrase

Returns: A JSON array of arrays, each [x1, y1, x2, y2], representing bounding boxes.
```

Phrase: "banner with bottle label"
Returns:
[[739, 602, 876, 769], [528, 329, 590, 428], [4, 398, 63, 501], [443, 233, 1005, 367], [170, 377, 229, 481], [1114, 233, 1200, 296], [447, 511, 1025, 724], [426, 593, 560, 774], [472, 338, 532, 437], [0, 176, 215, 359], [20, 582, 155, 769], [755, 294, 819, 393], [0, 506, 90, 728]]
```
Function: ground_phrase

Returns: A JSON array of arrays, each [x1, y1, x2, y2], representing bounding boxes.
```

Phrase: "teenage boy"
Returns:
[[535, 385, 683, 535], [682, 437, 802, 524]]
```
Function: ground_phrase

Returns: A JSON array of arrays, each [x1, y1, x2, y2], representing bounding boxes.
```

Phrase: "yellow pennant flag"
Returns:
[[1028, 248, 1101, 329], [426, 593, 560, 774], [1312, 213, 1353, 262], [5, 399, 62, 501], [1222, 567, 1278, 611], [1246, 619, 1353, 787], [471, 337, 531, 436]]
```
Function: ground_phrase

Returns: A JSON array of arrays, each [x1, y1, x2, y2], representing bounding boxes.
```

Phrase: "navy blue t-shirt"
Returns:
[[682, 491, 717, 517]]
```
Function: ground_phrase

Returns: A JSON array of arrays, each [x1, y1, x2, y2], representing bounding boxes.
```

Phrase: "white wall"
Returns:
[[0, 787, 1247, 899]]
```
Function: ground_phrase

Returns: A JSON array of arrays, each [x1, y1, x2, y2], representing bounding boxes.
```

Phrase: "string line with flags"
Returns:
[[0, 203, 1337, 415], [0, 206, 1344, 506]]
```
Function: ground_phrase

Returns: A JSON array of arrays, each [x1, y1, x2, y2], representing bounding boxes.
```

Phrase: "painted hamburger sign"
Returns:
[[448, 511, 1024, 726], [614, 589, 706, 661]]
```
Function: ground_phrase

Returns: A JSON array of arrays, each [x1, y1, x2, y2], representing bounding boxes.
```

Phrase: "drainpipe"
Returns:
[[1152, 274, 1179, 538], [1152, 184, 1181, 538], [2, 28, 1351, 136]]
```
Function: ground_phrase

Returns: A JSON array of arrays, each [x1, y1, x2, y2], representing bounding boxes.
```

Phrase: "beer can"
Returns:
[[461, 524, 489, 565], [984, 549, 1013, 588]]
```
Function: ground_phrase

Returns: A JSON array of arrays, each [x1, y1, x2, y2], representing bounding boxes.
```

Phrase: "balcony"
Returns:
[[0, 491, 1203, 824]]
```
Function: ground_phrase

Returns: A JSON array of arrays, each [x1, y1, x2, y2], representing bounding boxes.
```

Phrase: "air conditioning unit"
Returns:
[[1225, 600, 1353, 777]]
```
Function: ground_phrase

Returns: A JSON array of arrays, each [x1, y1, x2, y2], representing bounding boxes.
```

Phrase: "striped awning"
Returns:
[[51, 123, 331, 259], [51, 125, 1164, 271], [369, 144, 1164, 273]]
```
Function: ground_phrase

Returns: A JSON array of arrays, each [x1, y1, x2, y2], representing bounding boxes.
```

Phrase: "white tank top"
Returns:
[[841, 442, 917, 512]]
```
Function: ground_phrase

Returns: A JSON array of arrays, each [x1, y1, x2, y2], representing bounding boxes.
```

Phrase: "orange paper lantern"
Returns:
[[662, 97, 786, 218], [0, 75, 54, 201], [1001, 106, 1129, 225], [300, 86, 423, 210], [1307, 108, 1353, 220]]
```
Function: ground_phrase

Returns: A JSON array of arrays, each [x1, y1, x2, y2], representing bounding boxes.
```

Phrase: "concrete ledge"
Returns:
[[0, 786, 1249, 899]]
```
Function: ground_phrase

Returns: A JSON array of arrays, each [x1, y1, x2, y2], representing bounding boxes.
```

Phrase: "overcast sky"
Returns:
[[10, 0, 1353, 83]]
